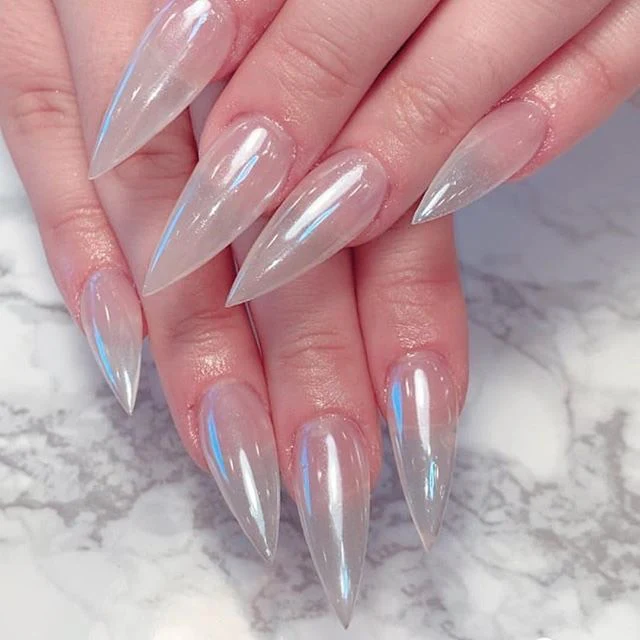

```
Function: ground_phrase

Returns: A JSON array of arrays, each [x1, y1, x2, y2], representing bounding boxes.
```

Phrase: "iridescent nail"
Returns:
[[413, 101, 547, 223], [293, 415, 370, 628], [143, 116, 294, 295], [80, 270, 143, 415], [90, 0, 235, 178], [227, 150, 388, 305], [199, 382, 280, 562], [386, 352, 458, 551]]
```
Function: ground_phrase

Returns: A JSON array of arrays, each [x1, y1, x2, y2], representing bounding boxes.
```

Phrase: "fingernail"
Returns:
[[199, 382, 280, 562], [143, 116, 294, 295], [413, 101, 547, 223], [80, 270, 143, 415], [89, 0, 235, 178], [227, 150, 388, 305], [293, 415, 370, 628], [386, 352, 458, 551]]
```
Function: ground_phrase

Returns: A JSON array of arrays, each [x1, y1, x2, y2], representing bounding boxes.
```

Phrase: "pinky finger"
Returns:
[[415, 0, 640, 223], [514, 0, 640, 176], [0, 0, 143, 413]]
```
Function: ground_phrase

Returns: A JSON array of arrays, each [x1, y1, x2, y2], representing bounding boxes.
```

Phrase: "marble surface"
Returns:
[[1, 96, 640, 640]]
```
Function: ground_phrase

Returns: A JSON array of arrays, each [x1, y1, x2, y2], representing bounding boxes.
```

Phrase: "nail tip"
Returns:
[[225, 288, 247, 308], [247, 517, 279, 564], [141, 275, 161, 298], [255, 535, 278, 564], [412, 198, 447, 225], [88, 149, 115, 181], [415, 525, 438, 554], [336, 608, 353, 629]]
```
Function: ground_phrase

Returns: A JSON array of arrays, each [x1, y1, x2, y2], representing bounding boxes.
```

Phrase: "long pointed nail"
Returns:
[[413, 101, 547, 224], [80, 271, 143, 415], [89, 0, 235, 178], [293, 415, 370, 628], [227, 150, 388, 305], [386, 352, 458, 551], [143, 116, 294, 295], [199, 382, 280, 562]]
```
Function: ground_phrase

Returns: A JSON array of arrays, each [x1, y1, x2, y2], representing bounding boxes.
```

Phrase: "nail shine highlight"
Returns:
[[227, 149, 388, 305], [80, 270, 143, 415], [293, 415, 370, 628], [199, 382, 280, 562], [90, 0, 235, 178], [413, 101, 548, 223], [386, 352, 458, 551], [143, 116, 294, 295]]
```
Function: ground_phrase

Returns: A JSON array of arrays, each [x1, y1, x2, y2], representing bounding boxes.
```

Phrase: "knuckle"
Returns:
[[274, 16, 363, 101], [4, 83, 77, 136], [565, 38, 619, 97], [392, 68, 470, 147], [275, 324, 353, 371], [46, 204, 109, 241], [164, 305, 244, 352], [372, 265, 460, 310]]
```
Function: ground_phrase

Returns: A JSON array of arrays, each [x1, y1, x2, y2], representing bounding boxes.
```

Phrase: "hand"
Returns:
[[0, 0, 468, 625], [86, 0, 639, 303]]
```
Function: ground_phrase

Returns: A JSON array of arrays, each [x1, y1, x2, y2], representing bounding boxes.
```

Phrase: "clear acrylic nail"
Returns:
[[80, 270, 143, 415], [227, 149, 387, 305], [199, 381, 280, 562], [386, 352, 458, 551], [293, 414, 370, 628], [90, 0, 235, 178], [144, 116, 294, 295], [413, 101, 547, 223]]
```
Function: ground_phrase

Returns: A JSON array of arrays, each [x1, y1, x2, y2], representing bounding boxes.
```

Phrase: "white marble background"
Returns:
[[1, 96, 640, 640]]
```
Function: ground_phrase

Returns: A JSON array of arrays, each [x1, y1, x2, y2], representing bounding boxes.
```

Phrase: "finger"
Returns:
[[228, 0, 612, 303], [234, 229, 379, 627], [141, 0, 443, 295], [0, 0, 143, 414], [54, 0, 281, 560], [355, 212, 467, 552], [84, 0, 286, 177], [511, 0, 640, 178], [413, 0, 640, 223]]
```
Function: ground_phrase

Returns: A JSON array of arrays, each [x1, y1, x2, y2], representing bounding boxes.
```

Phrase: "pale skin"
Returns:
[[1, 0, 639, 625]]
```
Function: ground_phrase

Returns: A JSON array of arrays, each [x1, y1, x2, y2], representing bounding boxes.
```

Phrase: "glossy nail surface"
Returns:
[[80, 271, 143, 415], [199, 382, 280, 562], [90, 0, 235, 178], [227, 150, 387, 305], [413, 101, 547, 223], [294, 415, 370, 628], [386, 353, 458, 551], [144, 116, 294, 295]]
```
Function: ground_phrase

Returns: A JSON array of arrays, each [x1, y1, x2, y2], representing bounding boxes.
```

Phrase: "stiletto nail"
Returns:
[[413, 101, 547, 223], [80, 271, 143, 415], [89, 0, 235, 178], [227, 150, 387, 305], [143, 116, 294, 295], [386, 352, 458, 551], [199, 382, 280, 562], [293, 415, 370, 628]]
